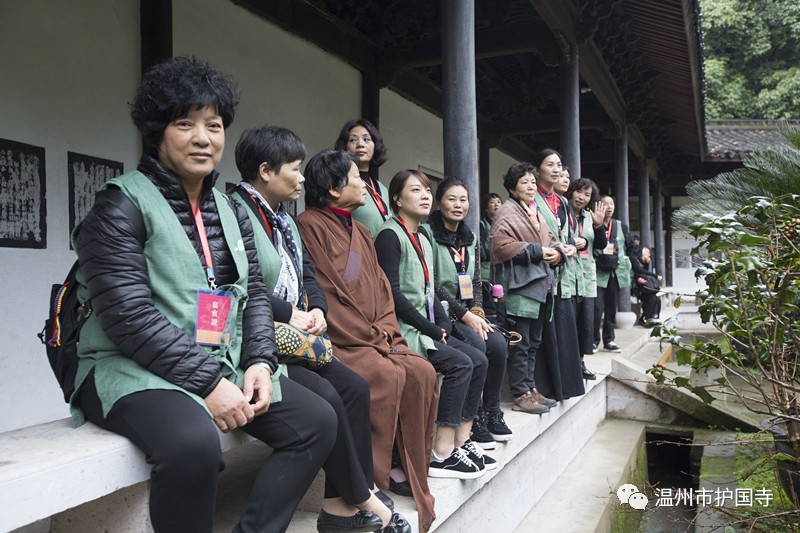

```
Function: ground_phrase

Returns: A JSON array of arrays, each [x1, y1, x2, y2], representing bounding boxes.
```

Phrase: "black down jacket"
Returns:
[[76, 154, 277, 398]]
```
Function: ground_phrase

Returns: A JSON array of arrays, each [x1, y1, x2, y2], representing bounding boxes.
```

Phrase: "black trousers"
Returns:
[[594, 275, 620, 346], [451, 321, 507, 414], [427, 336, 488, 426], [575, 295, 595, 356], [78, 374, 336, 533], [507, 295, 550, 398], [640, 293, 662, 321], [287, 359, 372, 503]]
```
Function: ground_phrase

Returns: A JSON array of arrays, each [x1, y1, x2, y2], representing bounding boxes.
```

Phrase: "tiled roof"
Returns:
[[706, 120, 800, 161]]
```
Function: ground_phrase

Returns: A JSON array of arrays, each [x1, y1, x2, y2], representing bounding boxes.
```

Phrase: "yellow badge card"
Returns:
[[458, 272, 474, 300]]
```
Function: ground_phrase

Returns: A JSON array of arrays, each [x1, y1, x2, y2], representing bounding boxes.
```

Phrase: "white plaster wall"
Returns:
[[0, 0, 141, 432], [173, 0, 363, 209], [488, 148, 518, 201], [379, 89, 444, 179]]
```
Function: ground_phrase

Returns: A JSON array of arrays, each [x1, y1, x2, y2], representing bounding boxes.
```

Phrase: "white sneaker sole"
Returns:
[[482, 461, 498, 471], [428, 466, 486, 479], [490, 432, 514, 442]]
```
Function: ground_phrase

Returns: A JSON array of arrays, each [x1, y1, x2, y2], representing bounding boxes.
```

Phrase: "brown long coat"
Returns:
[[298, 207, 438, 532]]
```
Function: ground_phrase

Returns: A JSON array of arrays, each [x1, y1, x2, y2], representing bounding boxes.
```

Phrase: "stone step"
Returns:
[[515, 418, 647, 533]]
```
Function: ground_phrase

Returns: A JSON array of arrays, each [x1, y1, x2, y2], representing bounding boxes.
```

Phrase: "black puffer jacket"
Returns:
[[76, 155, 277, 398]]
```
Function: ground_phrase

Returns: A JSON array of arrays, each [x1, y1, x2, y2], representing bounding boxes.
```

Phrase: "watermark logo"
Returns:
[[617, 484, 649, 510], [617, 485, 776, 510]]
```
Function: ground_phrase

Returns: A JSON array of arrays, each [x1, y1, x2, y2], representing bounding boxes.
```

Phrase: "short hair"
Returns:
[[434, 175, 469, 204], [303, 149, 359, 208], [130, 56, 239, 155], [388, 170, 432, 214], [334, 118, 388, 168], [533, 148, 562, 170], [566, 177, 600, 208], [502, 162, 537, 193], [235, 125, 306, 183]]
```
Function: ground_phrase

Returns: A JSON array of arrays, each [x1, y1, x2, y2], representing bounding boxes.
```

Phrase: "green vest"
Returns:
[[232, 190, 304, 300], [574, 210, 599, 298], [70, 171, 284, 426], [353, 177, 392, 237], [535, 193, 578, 299], [424, 224, 476, 306], [379, 218, 436, 358], [596, 220, 632, 289]]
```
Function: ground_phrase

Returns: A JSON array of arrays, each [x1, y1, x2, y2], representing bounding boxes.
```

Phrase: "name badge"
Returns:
[[603, 243, 616, 255], [458, 272, 474, 300], [196, 289, 236, 346], [580, 248, 590, 259], [426, 291, 436, 324]]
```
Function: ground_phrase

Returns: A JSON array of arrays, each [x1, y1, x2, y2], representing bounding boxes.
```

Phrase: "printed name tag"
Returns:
[[603, 243, 616, 255], [196, 289, 235, 346], [580, 248, 590, 259], [458, 272, 474, 300], [426, 291, 436, 324]]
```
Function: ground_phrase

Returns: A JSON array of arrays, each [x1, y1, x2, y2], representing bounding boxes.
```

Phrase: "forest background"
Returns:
[[702, 0, 800, 119]]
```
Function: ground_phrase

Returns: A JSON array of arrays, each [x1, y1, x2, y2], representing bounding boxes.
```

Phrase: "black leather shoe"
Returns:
[[316, 510, 383, 532], [581, 361, 597, 380], [382, 512, 412, 533], [388, 478, 413, 497], [375, 489, 394, 510]]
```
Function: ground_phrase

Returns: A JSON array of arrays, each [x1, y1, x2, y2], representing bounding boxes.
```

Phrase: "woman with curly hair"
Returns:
[[71, 56, 338, 533]]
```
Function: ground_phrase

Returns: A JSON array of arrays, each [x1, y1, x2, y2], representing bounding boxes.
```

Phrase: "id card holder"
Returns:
[[458, 272, 474, 300], [603, 243, 616, 255], [196, 288, 236, 347], [426, 291, 436, 324], [580, 248, 590, 259]]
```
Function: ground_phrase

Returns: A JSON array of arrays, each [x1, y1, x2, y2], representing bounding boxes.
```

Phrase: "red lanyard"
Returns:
[[569, 211, 583, 236], [450, 245, 467, 272], [248, 193, 275, 241], [396, 217, 431, 289], [364, 177, 389, 220], [606, 220, 614, 241], [193, 203, 217, 290], [537, 186, 561, 216]]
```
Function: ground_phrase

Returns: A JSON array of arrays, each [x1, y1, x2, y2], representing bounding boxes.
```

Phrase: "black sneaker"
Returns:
[[486, 409, 513, 441], [462, 440, 498, 471], [603, 342, 622, 353], [429, 447, 485, 479], [592, 343, 599, 354], [471, 410, 496, 450]]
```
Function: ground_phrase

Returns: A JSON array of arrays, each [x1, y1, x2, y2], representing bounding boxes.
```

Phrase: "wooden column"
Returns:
[[559, 38, 581, 180], [653, 180, 666, 280], [664, 195, 673, 286], [140, 0, 172, 76], [638, 159, 651, 247], [614, 124, 631, 312], [442, 0, 480, 233]]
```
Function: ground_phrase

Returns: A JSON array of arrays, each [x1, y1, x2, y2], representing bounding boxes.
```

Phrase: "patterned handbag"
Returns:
[[274, 322, 334, 369]]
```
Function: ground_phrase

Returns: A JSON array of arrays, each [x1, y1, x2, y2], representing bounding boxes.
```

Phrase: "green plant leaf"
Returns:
[[676, 347, 694, 366]]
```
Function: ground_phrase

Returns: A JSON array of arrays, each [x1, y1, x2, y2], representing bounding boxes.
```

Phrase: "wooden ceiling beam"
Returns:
[[528, 0, 648, 159], [382, 27, 557, 70], [232, 0, 378, 71], [487, 107, 613, 137]]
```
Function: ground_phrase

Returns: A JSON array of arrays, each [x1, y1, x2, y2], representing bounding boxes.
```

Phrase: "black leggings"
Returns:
[[78, 374, 336, 533], [451, 321, 507, 413], [427, 335, 488, 426], [287, 359, 373, 503]]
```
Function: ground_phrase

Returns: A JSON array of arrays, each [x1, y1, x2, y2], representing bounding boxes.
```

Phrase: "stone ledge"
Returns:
[[0, 418, 254, 532]]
